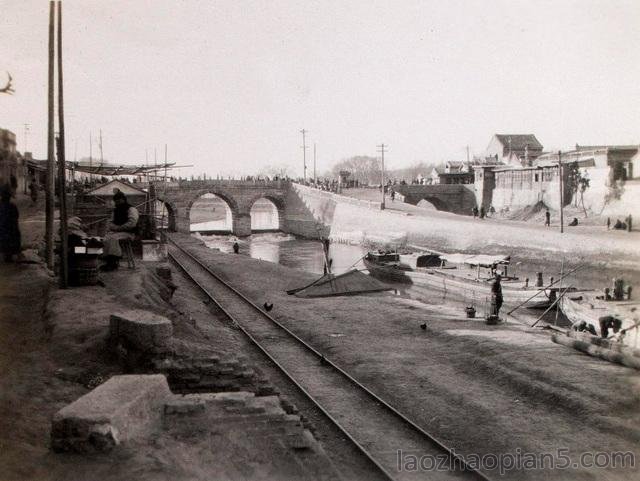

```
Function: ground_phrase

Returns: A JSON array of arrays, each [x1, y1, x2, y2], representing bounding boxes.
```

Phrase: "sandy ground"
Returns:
[[175, 233, 640, 481], [0, 193, 352, 481]]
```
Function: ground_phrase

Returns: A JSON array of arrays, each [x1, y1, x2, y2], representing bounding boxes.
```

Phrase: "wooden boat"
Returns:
[[363, 250, 569, 307], [560, 291, 640, 348]]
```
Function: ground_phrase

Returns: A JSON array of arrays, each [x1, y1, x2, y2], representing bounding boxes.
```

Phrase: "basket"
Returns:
[[69, 266, 99, 286]]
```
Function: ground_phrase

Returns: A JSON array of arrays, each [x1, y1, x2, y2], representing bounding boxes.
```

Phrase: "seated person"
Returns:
[[568, 217, 579, 226], [101, 191, 139, 271], [598, 315, 622, 339]]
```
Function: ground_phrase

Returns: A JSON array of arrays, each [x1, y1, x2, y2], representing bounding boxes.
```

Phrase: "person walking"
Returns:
[[606, 217, 611, 230], [472, 206, 478, 219], [545, 209, 551, 227]]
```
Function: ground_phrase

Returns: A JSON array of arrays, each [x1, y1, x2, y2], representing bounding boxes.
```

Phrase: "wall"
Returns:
[[283, 183, 381, 238]]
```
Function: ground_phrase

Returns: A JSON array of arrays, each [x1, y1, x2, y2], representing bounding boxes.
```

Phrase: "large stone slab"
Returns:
[[51, 374, 171, 452], [109, 309, 173, 353]]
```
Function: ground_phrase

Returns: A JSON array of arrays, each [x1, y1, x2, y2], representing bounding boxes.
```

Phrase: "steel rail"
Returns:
[[167, 235, 494, 481], [169, 250, 396, 481]]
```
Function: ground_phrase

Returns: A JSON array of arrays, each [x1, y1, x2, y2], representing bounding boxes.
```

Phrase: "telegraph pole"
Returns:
[[89, 131, 93, 181], [23, 123, 30, 194], [45, 1, 55, 270], [300, 129, 308, 182], [57, 0, 68, 288], [377, 143, 388, 210], [313, 143, 317, 184], [558, 150, 564, 234]]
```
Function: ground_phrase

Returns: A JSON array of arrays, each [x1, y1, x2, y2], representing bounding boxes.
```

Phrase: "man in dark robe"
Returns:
[[0, 185, 21, 262], [101, 191, 139, 271]]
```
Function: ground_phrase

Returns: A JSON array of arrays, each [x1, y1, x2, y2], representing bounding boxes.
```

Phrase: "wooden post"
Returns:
[[57, 1, 68, 288], [558, 150, 564, 234], [45, 1, 55, 270]]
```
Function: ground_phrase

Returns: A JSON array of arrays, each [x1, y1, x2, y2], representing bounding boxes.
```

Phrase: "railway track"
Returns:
[[167, 235, 493, 481]]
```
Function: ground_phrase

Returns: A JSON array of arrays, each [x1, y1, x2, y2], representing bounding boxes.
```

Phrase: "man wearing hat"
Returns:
[[101, 190, 139, 271]]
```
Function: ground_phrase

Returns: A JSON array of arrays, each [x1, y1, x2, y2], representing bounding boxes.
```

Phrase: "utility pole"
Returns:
[[377, 143, 388, 210], [558, 150, 564, 234], [300, 129, 308, 182], [99, 128, 103, 168], [45, 0, 55, 270], [56, 0, 68, 288], [313, 143, 317, 184], [89, 131, 93, 181], [22, 123, 30, 194], [466, 145, 470, 164]]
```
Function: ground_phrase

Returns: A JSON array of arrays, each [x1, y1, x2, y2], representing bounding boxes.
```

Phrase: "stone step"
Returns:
[[51, 374, 171, 453]]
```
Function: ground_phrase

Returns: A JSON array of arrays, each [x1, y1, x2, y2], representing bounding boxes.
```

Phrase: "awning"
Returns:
[[441, 253, 510, 267]]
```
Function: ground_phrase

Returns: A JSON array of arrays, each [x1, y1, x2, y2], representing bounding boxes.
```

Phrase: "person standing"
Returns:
[[28, 178, 38, 205], [0, 185, 21, 262], [545, 209, 551, 227], [472, 206, 478, 218], [606, 217, 611, 230], [480, 206, 486, 219], [491, 274, 503, 318]]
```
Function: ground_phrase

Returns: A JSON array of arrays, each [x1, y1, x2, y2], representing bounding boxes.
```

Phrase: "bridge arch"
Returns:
[[187, 189, 240, 233], [247, 193, 286, 232]]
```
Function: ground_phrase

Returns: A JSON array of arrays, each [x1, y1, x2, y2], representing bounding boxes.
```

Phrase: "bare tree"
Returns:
[[0, 72, 14, 95]]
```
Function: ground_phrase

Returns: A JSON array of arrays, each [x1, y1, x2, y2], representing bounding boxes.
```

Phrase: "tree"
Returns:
[[330, 156, 381, 185]]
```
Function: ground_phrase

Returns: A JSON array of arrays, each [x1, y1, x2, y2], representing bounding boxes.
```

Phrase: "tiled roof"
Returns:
[[495, 134, 543, 151]]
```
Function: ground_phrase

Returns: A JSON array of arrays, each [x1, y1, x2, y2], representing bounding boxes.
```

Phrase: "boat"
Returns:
[[363, 250, 570, 308], [560, 290, 640, 349]]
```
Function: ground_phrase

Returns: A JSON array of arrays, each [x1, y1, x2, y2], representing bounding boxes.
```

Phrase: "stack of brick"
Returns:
[[164, 392, 317, 451], [150, 355, 278, 396]]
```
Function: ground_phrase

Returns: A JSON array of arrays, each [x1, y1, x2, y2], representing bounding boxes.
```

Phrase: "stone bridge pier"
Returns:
[[155, 180, 289, 237]]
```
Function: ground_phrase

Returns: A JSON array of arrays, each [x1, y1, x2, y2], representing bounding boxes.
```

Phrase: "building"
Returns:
[[0, 128, 19, 187], [485, 134, 543, 167], [475, 136, 640, 216]]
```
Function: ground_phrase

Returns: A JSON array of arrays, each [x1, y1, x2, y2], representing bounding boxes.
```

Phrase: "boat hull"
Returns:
[[560, 295, 640, 348], [364, 257, 555, 307]]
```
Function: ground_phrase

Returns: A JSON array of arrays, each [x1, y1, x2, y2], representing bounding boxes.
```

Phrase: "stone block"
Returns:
[[51, 374, 171, 453], [110, 309, 173, 353]]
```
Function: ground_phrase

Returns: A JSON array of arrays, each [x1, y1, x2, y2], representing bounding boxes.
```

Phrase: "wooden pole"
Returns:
[[558, 150, 564, 233], [57, 1, 68, 288], [45, 1, 55, 270], [530, 285, 572, 328]]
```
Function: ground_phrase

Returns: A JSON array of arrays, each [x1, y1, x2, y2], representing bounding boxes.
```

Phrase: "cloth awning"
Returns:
[[441, 253, 510, 267]]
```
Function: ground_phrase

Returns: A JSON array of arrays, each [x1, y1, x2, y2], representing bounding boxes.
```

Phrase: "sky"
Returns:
[[2, 0, 640, 178]]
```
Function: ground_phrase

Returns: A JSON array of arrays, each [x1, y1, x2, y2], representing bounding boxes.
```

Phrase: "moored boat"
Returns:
[[363, 250, 571, 308], [560, 289, 640, 349]]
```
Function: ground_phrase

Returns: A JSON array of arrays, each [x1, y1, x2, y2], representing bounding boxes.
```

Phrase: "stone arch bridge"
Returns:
[[154, 180, 289, 236], [152, 180, 476, 237]]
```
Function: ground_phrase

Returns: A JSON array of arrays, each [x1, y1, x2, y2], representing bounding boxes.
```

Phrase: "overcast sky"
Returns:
[[2, 0, 640, 177]]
